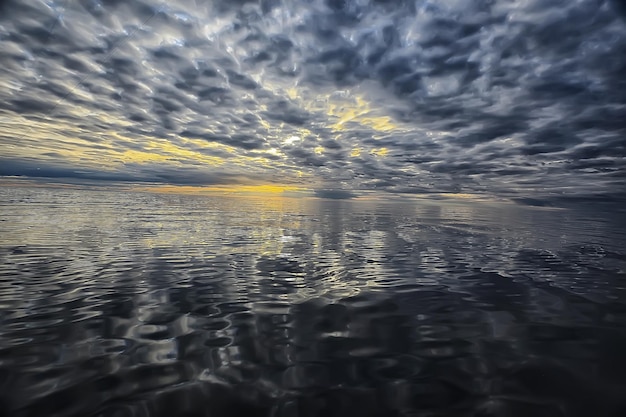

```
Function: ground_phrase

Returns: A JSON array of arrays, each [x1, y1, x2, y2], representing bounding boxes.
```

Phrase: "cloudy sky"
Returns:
[[1, 0, 625, 202]]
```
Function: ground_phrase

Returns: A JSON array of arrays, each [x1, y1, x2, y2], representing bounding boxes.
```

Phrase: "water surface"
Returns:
[[1, 186, 625, 417]]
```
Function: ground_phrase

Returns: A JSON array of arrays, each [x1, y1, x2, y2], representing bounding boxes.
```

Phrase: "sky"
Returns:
[[0, 0, 625, 204]]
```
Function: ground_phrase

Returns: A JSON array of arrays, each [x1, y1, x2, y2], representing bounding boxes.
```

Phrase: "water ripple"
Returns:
[[0, 188, 625, 416]]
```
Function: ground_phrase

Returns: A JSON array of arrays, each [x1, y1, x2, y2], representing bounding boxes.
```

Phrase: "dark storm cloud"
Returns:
[[6, 98, 57, 114], [0, 157, 263, 187], [1, 0, 625, 202], [0, 158, 140, 183], [262, 100, 311, 126], [285, 148, 326, 167], [314, 189, 356, 199], [180, 130, 266, 150]]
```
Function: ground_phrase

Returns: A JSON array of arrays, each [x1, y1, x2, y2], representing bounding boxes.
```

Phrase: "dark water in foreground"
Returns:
[[1, 186, 626, 417]]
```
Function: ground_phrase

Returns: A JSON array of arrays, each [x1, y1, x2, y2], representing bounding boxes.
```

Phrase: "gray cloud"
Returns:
[[1, 0, 625, 203], [0, 157, 266, 187], [314, 189, 356, 199]]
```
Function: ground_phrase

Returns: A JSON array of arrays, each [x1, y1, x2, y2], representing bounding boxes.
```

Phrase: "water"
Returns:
[[1, 185, 625, 417]]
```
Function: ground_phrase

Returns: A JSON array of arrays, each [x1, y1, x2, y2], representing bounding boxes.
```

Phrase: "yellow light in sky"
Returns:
[[120, 149, 171, 163], [134, 184, 305, 195], [115, 139, 226, 166], [286, 87, 299, 100], [441, 193, 485, 200], [328, 95, 400, 133]]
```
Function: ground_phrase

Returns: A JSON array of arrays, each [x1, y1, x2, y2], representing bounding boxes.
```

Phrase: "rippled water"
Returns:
[[1, 185, 626, 417]]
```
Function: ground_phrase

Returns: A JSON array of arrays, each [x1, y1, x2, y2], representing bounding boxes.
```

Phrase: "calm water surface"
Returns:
[[1, 186, 625, 417]]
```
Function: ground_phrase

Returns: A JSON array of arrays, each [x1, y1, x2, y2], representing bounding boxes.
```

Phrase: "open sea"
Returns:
[[1, 185, 625, 417]]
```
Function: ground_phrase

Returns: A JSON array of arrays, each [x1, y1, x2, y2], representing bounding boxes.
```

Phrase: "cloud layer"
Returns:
[[1, 0, 625, 201]]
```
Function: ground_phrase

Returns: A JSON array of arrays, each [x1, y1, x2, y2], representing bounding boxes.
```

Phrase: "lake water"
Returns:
[[1, 185, 625, 417]]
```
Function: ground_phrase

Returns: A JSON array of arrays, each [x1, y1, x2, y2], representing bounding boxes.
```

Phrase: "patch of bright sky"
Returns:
[[258, 83, 408, 161], [133, 184, 309, 196]]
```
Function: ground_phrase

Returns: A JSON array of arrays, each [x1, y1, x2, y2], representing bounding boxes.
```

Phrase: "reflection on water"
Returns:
[[1, 186, 625, 417]]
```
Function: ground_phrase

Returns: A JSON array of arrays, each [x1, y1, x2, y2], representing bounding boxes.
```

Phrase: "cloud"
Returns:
[[0, 0, 625, 203], [0, 157, 273, 187], [314, 189, 356, 199]]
